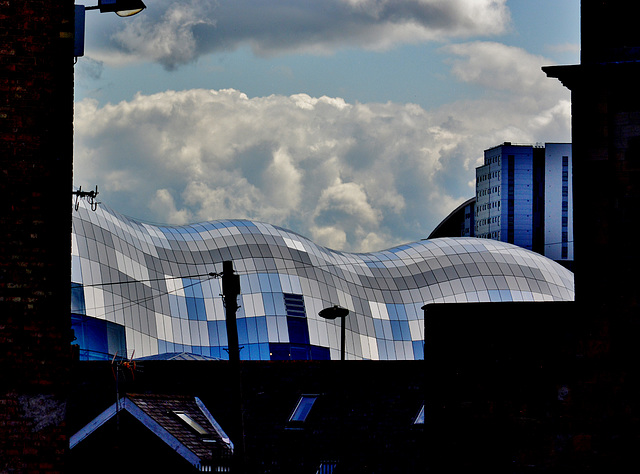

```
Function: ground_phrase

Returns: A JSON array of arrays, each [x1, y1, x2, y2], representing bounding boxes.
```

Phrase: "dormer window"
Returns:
[[414, 404, 424, 425], [289, 395, 318, 423]]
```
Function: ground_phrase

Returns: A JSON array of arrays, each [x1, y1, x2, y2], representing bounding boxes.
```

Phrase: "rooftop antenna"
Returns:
[[73, 185, 100, 211]]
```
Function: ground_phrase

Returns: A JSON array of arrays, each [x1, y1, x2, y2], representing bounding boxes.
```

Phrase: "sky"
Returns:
[[73, 0, 580, 252]]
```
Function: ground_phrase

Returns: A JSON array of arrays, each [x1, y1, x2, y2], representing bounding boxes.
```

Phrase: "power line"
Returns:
[[80, 274, 219, 318], [81, 272, 221, 288]]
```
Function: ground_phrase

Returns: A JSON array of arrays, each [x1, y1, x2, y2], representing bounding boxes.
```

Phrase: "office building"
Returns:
[[432, 142, 573, 264]]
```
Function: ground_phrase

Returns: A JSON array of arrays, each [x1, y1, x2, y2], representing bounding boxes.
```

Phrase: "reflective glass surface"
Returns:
[[71, 198, 574, 360]]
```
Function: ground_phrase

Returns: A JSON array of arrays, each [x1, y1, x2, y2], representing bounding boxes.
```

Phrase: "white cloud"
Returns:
[[445, 42, 560, 96], [74, 41, 571, 252], [93, 0, 510, 69], [150, 188, 193, 225], [110, 1, 216, 70]]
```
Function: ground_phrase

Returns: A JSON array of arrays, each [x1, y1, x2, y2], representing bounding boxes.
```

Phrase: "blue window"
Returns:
[[256, 317, 268, 343], [71, 314, 126, 360], [245, 317, 259, 344], [309, 346, 330, 361], [262, 293, 276, 315], [268, 343, 330, 361], [236, 318, 248, 345], [412, 341, 424, 360], [269, 343, 291, 360], [71, 283, 86, 315], [414, 404, 425, 424], [289, 395, 318, 422], [287, 318, 310, 345], [186, 297, 206, 321]]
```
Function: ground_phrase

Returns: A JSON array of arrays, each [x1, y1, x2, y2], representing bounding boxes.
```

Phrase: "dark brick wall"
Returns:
[[1, 1, 74, 472]]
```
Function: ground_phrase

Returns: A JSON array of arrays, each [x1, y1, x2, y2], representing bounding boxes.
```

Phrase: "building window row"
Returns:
[[477, 170, 501, 184], [477, 186, 501, 199], [475, 216, 500, 228], [485, 155, 501, 166], [561, 155, 570, 260], [476, 231, 501, 240], [476, 201, 501, 215]]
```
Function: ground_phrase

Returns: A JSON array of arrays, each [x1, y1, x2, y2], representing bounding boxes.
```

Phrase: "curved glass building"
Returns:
[[71, 199, 574, 361]]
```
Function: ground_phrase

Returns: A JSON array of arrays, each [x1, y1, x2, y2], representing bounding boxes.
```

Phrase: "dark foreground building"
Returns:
[[0, 3, 73, 472], [67, 360, 424, 473], [544, 1, 640, 315], [542, 2, 640, 466], [426, 301, 640, 472], [67, 299, 640, 473]]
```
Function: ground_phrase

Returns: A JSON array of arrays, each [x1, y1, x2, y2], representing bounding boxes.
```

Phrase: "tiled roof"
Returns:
[[128, 394, 229, 460], [70, 393, 232, 470]]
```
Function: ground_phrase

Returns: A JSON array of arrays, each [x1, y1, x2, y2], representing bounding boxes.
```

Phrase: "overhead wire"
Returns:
[[81, 271, 221, 287], [80, 273, 220, 319]]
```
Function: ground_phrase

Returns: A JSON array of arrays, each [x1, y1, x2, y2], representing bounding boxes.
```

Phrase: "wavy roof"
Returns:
[[72, 199, 574, 360]]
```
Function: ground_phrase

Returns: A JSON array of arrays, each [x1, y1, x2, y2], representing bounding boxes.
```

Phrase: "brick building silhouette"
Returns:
[[1, 2, 74, 472]]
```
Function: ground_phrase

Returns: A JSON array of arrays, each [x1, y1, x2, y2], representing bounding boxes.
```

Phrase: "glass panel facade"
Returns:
[[71, 313, 127, 361], [71, 198, 575, 360]]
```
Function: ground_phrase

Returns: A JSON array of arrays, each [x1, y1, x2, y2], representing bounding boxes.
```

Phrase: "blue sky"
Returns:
[[74, 0, 579, 252]]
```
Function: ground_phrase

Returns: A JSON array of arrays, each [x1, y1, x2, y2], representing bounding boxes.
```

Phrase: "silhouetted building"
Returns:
[[0, 3, 73, 472], [425, 301, 582, 471], [67, 360, 424, 474], [544, 1, 640, 313]]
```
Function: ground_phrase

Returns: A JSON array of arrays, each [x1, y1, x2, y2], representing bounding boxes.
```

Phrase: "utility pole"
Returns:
[[222, 260, 241, 363], [221, 260, 245, 472]]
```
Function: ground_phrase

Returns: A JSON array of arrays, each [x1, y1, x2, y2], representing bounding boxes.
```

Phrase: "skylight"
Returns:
[[289, 395, 318, 422], [414, 404, 424, 425], [173, 411, 209, 435]]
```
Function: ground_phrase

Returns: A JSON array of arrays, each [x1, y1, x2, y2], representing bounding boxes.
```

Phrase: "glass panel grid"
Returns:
[[71, 198, 575, 360]]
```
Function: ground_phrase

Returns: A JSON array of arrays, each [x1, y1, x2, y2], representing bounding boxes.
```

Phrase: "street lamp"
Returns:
[[75, 1, 147, 58], [318, 305, 349, 361], [85, 0, 146, 17]]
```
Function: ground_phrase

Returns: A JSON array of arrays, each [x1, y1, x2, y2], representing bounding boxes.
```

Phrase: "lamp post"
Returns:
[[75, 1, 146, 58], [319, 305, 349, 361], [85, 0, 146, 17]]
